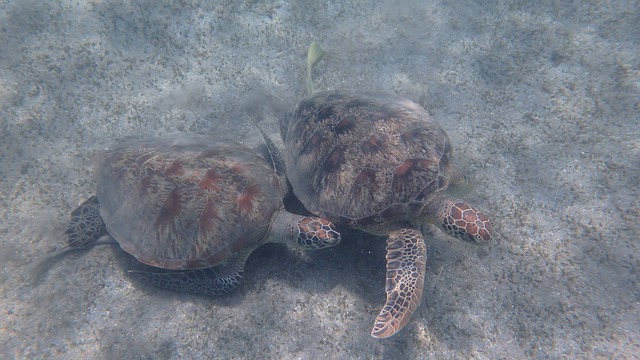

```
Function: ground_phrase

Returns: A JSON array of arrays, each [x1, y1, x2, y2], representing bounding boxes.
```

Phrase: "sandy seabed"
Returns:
[[1, 1, 638, 359]]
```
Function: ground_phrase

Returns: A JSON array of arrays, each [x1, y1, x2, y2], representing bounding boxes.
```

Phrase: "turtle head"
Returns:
[[439, 199, 493, 244], [296, 216, 341, 250]]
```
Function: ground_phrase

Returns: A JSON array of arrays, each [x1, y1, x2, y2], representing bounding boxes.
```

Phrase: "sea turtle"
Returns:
[[60, 134, 341, 295], [280, 90, 493, 338]]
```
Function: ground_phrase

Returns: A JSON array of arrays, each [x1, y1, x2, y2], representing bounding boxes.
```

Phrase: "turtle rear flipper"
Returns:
[[65, 195, 108, 248], [371, 227, 426, 339], [29, 196, 111, 283], [129, 250, 251, 296]]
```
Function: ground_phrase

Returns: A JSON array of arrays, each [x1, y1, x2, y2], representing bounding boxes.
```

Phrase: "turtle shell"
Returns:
[[283, 90, 452, 229], [96, 135, 282, 270]]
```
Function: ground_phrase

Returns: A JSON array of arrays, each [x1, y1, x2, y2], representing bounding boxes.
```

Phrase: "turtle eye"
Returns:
[[296, 217, 341, 250]]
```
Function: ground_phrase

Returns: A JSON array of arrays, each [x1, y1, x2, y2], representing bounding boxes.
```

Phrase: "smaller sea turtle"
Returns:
[[281, 90, 493, 338], [59, 135, 341, 295]]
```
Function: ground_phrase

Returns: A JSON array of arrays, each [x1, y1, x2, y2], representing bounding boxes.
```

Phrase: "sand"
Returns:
[[1, 0, 638, 358]]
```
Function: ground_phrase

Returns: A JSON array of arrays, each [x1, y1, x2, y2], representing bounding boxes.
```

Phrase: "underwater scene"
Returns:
[[0, 1, 638, 358]]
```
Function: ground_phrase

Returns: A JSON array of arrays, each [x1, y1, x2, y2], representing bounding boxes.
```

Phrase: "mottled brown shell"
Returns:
[[283, 91, 452, 229], [96, 135, 282, 270]]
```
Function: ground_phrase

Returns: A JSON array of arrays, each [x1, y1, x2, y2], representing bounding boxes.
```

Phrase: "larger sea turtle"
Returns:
[[60, 134, 341, 295], [280, 90, 493, 338]]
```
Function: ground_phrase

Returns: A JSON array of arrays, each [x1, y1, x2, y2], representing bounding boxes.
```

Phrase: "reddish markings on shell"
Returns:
[[354, 168, 378, 186], [361, 132, 389, 154], [300, 131, 324, 156], [392, 159, 439, 204], [323, 146, 346, 174], [155, 187, 182, 230], [229, 162, 249, 174], [237, 184, 261, 215], [163, 159, 185, 177], [350, 168, 388, 209], [199, 200, 220, 235], [444, 202, 493, 242], [369, 107, 399, 123], [310, 132, 323, 146], [317, 104, 338, 121], [316, 146, 346, 193], [393, 159, 435, 178], [334, 115, 358, 135], [344, 98, 371, 109], [198, 169, 220, 191], [400, 128, 429, 146], [138, 175, 154, 196]]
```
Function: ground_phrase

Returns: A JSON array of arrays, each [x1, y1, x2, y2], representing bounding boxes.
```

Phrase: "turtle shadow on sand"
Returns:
[[27, 237, 115, 286]]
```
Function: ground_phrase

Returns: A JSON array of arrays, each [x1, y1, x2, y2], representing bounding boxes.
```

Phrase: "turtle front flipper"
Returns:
[[371, 227, 426, 338], [129, 250, 251, 296]]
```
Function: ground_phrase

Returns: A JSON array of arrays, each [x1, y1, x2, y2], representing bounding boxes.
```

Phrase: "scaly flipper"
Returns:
[[29, 196, 110, 283], [371, 227, 426, 338], [129, 250, 251, 296], [65, 195, 108, 248]]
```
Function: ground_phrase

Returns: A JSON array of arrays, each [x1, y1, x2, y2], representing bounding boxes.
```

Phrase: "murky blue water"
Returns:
[[1, 1, 638, 358]]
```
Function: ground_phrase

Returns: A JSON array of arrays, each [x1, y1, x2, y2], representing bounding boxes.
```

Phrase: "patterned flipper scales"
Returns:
[[129, 250, 251, 296], [65, 195, 108, 248], [29, 196, 109, 282], [371, 227, 426, 338]]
